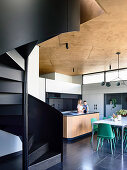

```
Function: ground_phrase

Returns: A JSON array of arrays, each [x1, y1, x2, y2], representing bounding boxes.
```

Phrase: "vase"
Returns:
[[113, 118, 118, 122], [118, 115, 121, 121]]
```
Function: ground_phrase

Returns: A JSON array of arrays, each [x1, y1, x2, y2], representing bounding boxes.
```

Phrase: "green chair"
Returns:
[[124, 129, 127, 150], [124, 128, 127, 143], [108, 116, 112, 119], [103, 117, 107, 120], [91, 118, 98, 143], [97, 123, 115, 154]]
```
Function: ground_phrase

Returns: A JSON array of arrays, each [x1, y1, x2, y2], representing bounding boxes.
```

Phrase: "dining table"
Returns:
[[92, 117, 127, 155]]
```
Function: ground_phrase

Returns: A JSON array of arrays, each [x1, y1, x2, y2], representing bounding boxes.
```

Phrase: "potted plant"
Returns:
[[116, 110, 122, 120], [112, 98, 117, 108], [116, 109, 127, 117]]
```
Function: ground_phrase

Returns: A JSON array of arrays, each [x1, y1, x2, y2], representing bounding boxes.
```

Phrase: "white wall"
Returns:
[[83, 93, 104, 119], [55, 73, 72, 83], [46, 79, 81, 94], [82, 82, 127, 119], [41, 73, 73, 83], [28, 46, 39, 98], [28, 45, 45, 102], [40, 72, 82, 95], [55, 73, 82, 84], [40, 73, 55, 80], [40, 72, 82, 84], [0, 130, 22, 157], [38, 78, 46, 102], [72, 75, 82, 84]]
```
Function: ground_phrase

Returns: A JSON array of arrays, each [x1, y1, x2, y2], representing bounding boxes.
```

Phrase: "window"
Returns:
[[106, 71, 118, 82], [83, 72, 104, 84], [83, 69, 127, 84], [106, 69, 127, 82], [119, 69, 127, 80]]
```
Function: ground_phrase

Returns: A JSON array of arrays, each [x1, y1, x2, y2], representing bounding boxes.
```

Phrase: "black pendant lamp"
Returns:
[[112, 52, 121, 86], [101, 52, 123, 87]]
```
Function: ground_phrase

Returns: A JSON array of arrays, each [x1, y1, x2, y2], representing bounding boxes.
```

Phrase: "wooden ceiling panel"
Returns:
[[39, 0, 127, 75]]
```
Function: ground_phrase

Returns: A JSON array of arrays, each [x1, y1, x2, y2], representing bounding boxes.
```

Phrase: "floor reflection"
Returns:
[[48, 135, 127, 170]]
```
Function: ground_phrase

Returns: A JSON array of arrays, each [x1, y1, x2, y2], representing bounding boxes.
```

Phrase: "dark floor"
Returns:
[[1, 135, 127, 170], [48, 135, 127, 170]]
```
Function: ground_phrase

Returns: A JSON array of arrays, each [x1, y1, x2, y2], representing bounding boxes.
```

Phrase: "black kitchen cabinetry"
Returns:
[[46, 92, 82, 112]]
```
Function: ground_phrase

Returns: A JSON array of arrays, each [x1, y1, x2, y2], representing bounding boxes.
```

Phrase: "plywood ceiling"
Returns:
[[39, 0, 127, 75]]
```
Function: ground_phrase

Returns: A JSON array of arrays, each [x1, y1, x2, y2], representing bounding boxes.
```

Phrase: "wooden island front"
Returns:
[[63, 113, 99, 139]]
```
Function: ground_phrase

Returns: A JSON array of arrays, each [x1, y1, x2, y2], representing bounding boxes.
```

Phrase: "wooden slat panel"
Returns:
[[0, 79, 22, 93], [0, 94, 22, 105], [0, 105, 22, 115], [63, 113, 99, 138], [0, 64, 24, 82]]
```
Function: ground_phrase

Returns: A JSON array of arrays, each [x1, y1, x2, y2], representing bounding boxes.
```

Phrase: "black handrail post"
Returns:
[[23, 57, 29, 170]]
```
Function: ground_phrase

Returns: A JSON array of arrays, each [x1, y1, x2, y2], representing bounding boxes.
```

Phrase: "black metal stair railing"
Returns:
[[28, 94, 63, 170], [0, 51, 25, 170], [0, 0, 80, 170]]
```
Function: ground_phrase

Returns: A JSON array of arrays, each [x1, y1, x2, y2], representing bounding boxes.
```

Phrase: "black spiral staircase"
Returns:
[[0, 0, 80, 170]]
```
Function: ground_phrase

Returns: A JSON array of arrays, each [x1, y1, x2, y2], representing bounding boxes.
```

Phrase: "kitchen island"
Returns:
[[62, 111, 99, 139]]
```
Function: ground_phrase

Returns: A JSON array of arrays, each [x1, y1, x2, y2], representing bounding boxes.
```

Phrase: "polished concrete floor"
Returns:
[[1, 135, 127, 170], [48, 135, 127, 170]]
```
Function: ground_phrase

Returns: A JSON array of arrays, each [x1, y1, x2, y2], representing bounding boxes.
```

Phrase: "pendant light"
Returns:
[[101, 52, 124, 87], [101, 71, 106, 86], [106, 82, 111, 87], [111, 52, 122, 86]]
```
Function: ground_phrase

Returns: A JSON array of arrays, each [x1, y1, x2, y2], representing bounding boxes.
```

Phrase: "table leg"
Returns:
[[92, 123, 94, 147], [121, 127, 124, 155]]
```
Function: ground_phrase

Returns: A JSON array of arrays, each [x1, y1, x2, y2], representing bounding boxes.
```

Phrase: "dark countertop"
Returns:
[[62, 111, 99, 116]]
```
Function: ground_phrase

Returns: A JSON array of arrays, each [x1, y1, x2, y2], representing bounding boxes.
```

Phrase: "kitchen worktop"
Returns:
[[62, 111, 99, 116]]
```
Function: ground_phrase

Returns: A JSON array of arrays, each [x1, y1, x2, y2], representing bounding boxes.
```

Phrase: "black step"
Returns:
[[0, 64, 24, 82], [0, 154, 22, 170], [0, 105, 22, 116], [29, 152, 61, 170], [0, 52, 24, 71], [29, 142, 49, 165]]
